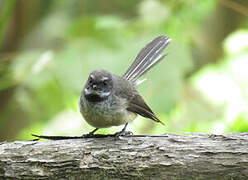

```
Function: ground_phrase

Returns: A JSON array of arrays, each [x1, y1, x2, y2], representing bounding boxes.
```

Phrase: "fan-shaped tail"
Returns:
[[123, 35, 171, 83]]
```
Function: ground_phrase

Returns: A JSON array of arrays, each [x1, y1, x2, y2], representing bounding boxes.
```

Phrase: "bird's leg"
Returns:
[[89, 128, 99, 135], [83, 128, 99, 137], [114, 123, 131, 137]]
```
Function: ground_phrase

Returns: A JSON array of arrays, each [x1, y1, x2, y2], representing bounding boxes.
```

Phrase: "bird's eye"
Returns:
[[88, 74, 94, 84], [102, 80, 108, 86]]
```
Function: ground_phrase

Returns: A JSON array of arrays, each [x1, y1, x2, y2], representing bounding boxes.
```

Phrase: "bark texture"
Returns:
[[0, 133, 248, 180]]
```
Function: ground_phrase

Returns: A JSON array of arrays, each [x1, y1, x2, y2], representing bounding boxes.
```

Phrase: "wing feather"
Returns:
[[126, 94, 165, 125]]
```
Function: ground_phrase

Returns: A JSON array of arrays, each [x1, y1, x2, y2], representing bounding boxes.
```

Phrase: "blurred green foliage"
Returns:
[[0, 0, 247, 141]]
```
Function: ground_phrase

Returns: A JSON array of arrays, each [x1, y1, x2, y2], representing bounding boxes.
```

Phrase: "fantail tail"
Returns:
[[123, 35, 171, 83]]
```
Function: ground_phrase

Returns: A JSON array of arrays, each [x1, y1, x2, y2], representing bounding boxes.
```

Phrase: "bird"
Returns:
[[79, 35, 171, 137]]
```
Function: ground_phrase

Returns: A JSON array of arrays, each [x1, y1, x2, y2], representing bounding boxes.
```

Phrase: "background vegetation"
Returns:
[[0, 0, 248, 141]]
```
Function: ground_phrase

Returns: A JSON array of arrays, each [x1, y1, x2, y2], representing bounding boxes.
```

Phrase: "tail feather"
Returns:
[[123, 35, 171, 83], [124, 36, 163, 79], [134, 54, 166, 81]]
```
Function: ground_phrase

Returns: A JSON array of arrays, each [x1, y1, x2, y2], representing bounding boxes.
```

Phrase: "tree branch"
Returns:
[[1, 133, 248, 179]]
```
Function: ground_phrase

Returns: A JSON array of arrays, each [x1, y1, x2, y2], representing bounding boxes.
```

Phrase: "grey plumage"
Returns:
[[80, 35, 171, 136]]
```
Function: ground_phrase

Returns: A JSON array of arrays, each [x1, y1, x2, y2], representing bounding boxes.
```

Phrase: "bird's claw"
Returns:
[[114, 130, 133, 137]]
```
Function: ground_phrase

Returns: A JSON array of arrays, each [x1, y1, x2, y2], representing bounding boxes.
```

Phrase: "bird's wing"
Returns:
[[126, 94, 165, 125]]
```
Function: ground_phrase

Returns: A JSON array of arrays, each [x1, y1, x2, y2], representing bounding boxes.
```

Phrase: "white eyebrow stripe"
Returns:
[[90, 74, 95, 79], [101, 77, 109, 81]]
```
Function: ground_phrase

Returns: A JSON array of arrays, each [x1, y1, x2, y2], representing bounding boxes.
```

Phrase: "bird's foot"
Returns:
[[82, 133, 94, 138], [114, 130, 133, 137], [82, 128, 99, 138]]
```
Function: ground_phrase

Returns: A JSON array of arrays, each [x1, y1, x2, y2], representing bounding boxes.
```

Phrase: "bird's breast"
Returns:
[[79, 95, 136, 128]]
